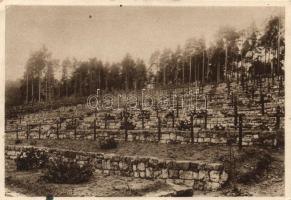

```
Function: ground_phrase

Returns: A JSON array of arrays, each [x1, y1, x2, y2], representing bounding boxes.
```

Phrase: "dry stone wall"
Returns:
[[5, 80, 284, 147], [5, 145, 228, 191], [8, 128, 278, 146]]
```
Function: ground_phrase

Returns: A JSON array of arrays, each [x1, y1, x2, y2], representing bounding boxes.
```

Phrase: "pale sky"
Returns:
[[5, 6, 283, 81]]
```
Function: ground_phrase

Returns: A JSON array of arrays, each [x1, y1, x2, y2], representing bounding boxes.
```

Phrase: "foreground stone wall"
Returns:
[[5, 145, 228, 191]]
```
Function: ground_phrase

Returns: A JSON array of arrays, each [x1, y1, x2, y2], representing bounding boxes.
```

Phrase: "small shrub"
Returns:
[[59, 117, 66, 123], [257, 123, 270, 131], [30, 140, 37, 145], [118, 110, 134, 121], [223, 186, 251, 196], [99, 137, 118, 149], [196, 110, 207, 118], [177, 120, 191, 131], [79, 115, 84, 120], [167, 139, 179, 145], [213, 124, 225, 131], [236, 148, 272, 184], [226, 137, 236, 146], [65, 120, 79, 130], [15, 148, 48, 171], [120, 121, 136, 130], [165, 110, 175, 119], [15, 139, 22, 145], [44, 158, 93, 184], [256, 132, 276, 146], [137, 110, 151, 120]]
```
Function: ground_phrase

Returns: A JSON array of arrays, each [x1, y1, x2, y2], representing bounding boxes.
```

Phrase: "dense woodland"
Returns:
[[6, 16, 284, 107]]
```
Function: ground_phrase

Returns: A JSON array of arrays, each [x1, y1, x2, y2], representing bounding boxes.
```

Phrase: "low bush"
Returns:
[[99, 137, 118, 149], [104, 113, 116, 120], [256, 132, 278, 146], [15, 148, 48, 171], [165, 110, 175, 119], [137, 110, 151, 120], [177, 120, 191, 130], [43, 157, 93, 184], [235, 148, 272, 184], [15, 139, 22, 145], [118, 111, 134, 120], [196, 110, 207, 118], [65, 120, 79, 130], [213, 124, 225, 131], [30, 140, 37, 145], [257, 123, 270, 131], [120, 121, 136, 130]]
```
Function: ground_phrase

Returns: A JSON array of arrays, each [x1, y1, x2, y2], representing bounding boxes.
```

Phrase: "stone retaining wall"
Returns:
[[9, 128, 278, 146], [5, 145, 228, 191]]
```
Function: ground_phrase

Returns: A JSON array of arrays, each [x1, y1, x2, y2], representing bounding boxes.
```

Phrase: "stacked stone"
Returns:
[[6, 122, 279, 146], [5, 145, 229, 192], [5, 75, 284, 147]]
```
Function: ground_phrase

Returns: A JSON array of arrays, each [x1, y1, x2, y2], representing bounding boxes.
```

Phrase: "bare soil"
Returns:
[[192, 149, 284, 196]]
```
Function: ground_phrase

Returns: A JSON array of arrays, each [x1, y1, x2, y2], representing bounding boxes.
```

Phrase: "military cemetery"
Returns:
[[4, 5, 285, 197]]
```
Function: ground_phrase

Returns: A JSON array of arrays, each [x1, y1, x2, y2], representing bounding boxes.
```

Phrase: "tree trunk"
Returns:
[[99, 68, 101, 89], [65, 80, 68, 97], [38, 71, 41, 102], [74, 77, 77, 97], [225, 45, 228, 81], [48, 75, 51, 101], [105, 75, 108, 91], [202, 51, 205, 84], [26, 72, 29, 103], [45, 75, 48, 101], [89, 70, 92, 94], [58, 83, 61, 98], [217, 64, 220, 84], [31, 75, 34, 103], [182, 62, 185, 84], [79, 74, 82, 96], [277, 17, 281, 75], [189, 56, 192, 84]]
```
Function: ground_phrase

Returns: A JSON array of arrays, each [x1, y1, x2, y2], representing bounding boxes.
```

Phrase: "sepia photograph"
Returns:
[[3, 2, 286, 197]]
